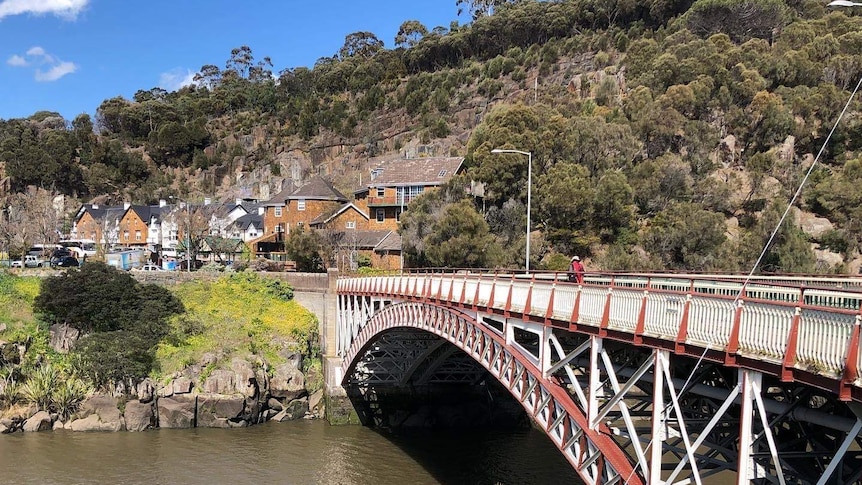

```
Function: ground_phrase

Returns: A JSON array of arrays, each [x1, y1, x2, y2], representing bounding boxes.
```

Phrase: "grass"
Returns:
[[0, 271, 40, 328], [154, 273, 319, 378]]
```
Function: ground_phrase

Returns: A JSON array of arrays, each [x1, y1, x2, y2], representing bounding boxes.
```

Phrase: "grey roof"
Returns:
[[367, 157, 464, 187], [375, 231, 402, 252], [310, 203, 369, 226], [289, 175, 348, 201], [344, 230, 401, 252], [233, 212, 263, 230]]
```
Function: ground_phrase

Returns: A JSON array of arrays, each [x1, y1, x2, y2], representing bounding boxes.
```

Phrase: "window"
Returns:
[[438, 170, 447, 177], [297, 199, 306, 211], [274, 207, 282, 217], [377, 187, 385, 198], [376, 209, 385, 223], [346, 221, 356, 229], [135, 230, 142, 241], [124, 231, 129, 240]]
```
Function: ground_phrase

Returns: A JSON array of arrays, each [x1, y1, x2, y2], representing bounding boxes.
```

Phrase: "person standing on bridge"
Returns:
[[569, 256, 585, 284]]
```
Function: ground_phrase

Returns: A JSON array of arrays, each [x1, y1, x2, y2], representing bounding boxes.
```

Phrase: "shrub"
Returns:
[[20, 364, 59, 412]]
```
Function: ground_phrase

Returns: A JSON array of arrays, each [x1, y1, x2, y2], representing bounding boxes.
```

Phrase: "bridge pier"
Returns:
[[322, 268, 359, 424]]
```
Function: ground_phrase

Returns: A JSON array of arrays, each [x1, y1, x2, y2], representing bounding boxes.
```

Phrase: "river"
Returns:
[[0, 420, 583, 484]]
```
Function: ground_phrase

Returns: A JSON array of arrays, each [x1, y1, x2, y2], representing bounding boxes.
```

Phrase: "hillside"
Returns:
[[2, 0, 862, 273]]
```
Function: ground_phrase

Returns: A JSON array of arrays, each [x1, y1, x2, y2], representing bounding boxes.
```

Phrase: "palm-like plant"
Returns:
[[19, 364, 60, 412]]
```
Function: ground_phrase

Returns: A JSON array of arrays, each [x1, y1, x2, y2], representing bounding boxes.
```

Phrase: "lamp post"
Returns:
[[491, 148, 533, 272], [170, 196, 192, 273]]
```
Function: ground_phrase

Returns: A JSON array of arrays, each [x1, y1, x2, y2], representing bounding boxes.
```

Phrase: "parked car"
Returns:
[[52, 256, 80, 268], [10, 260, 23, 268], [24, 255, 46, 268], [135, 264, 164, 272]]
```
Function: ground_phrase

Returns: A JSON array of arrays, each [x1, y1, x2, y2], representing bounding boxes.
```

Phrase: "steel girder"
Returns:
[[340, 300, 862, 484]]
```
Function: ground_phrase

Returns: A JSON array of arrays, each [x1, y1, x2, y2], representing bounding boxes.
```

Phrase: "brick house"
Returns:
[[254, 175, 348, 259], [354, 156, 464, 231]]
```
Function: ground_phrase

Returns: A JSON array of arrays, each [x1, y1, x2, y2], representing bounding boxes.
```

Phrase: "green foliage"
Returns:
[[284, 226, 325, 272], [155, 275, 316, 377], [643, 202, 728, 270]]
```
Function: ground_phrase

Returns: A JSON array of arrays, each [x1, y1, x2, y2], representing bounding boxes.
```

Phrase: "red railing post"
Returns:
[[599, 276, 614, 336], [505, 273, 515, 317], [781, 307, 802, 382], [545, 282, 556, 324], [726, 295, 745, 366], [674, 282, 694, 354], [840, 314, 862, 401], [524, 273, 535, 315]]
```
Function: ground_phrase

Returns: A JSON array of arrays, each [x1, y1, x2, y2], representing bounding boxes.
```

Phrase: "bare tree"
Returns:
[[0, 188, 64, 262]]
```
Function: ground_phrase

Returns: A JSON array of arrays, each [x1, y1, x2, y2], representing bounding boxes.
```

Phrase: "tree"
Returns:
[[686, 0, 790, 43], [284, 226, 324, 272], [339, 32, 384, 59], [420, 199, 503, 268], [643, 202, 728, 270], [0, 187, 63, 261], [395, 20, 429, 48], [34, 262, 183, 388]]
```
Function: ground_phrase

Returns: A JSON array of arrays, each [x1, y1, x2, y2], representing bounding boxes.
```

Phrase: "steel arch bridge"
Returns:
[[336, 271, 862, 484]]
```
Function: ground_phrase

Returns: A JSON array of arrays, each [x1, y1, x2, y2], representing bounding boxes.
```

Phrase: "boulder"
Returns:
[[309, 390, 324, 418], [196, 395, 245, 428], [124, 401, 156, 432], [48, 323, 80, 353], [230, 358, 257, 397], [158, 395, 196, 429], [267, 397, 283, 412], [794, 207, 835, 239], [136, 378, 156, 403], [202, 369, 235, 395], [272, 397, 308, 422], [70, 395, 125, 432], [270, 362, 305, 401], [70, 395, 126, 431], [52, 420, 64, 430], [23, 411, 52, 432], [171, 376, 194, 395]]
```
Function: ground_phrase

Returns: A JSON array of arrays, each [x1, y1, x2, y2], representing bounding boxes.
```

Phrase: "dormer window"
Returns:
[[377, 188, 385, 197], [438, 170, 447, 177]]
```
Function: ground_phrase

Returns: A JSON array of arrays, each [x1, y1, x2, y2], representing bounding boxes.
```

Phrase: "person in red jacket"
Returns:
[[569, 256, 585, 284]]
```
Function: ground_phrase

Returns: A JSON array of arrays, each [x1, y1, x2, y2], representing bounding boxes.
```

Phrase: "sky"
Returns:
[[0, 0, 469, 121]]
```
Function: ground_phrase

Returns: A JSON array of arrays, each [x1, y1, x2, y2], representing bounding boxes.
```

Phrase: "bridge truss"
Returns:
[[337, 273, 862, 484]]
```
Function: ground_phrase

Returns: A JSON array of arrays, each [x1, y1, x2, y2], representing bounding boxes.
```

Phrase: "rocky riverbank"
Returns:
[[1, 353, 323, 434]]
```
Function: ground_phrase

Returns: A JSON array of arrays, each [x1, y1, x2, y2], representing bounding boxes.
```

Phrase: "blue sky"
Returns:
[[0, 0, 468, 121]]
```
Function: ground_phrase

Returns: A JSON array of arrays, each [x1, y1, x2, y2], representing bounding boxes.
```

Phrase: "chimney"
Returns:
[[204, 198, 211, 206], [236, 198, 242, 206], [123, 202, 131, 210], [159, 199, 167, 207], [258, 207, 264, 215], [92, 204, 99, 209]]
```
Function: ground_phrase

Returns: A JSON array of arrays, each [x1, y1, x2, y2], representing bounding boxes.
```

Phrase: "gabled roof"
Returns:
[[309, 202, 369, 226], [76, 204, 125, 225], [367, 157, 464, 187], [289, 175, 348, 201], [263, 181, 298, 206], [233, 212, 263, 230], [375, 231, 402, 252], [344, 230, 395, 249]]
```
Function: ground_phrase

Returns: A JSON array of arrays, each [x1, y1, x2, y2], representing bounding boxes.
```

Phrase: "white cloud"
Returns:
[[6, 54, 27, 66], [26, 46, 45, 57], [35, 60, 76, 81], [159, 68, 196, 92], [9, 46, 77, 81], [0, 0, 89, 20]]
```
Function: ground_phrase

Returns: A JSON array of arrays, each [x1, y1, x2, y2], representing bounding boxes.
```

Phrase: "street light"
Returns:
[[491, 148, 533, 272], [169, 196, 192, 273]]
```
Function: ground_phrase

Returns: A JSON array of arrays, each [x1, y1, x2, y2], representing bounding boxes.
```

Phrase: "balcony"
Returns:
[[367, 195, 417, 208]]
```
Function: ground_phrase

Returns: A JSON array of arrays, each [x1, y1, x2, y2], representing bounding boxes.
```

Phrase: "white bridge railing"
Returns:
[[338, 271, 862, 397]]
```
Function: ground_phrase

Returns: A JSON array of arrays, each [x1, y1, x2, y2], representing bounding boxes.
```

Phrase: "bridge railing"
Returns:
[[340, 270, 862, 392]]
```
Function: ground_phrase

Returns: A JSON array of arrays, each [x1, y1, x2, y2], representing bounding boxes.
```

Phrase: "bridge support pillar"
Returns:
[[322, 268, 359, 425]]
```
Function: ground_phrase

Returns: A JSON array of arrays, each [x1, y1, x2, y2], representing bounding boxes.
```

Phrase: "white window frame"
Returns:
[[346, 221, 356, 229], [274, 207, 282, 217], [297, 199, 306, 211], [377, 187, 385, 197]]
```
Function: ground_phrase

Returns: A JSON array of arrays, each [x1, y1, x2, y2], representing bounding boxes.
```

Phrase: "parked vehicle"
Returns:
[[105, 249, 147, 271], [52, 256, 80, 268], [135, 264, 163, 272], [10, 260, 23, 268], [24, 255, 46, 268]]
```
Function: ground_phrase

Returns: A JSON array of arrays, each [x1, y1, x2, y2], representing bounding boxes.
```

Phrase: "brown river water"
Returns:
[[0, 420, 583, 484]]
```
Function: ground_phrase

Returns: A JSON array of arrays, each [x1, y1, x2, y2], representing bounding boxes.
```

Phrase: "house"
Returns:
[[71, 204, 126, 249], [118, 203, 171, 249], [254, 175, 349, 259], [355, 156, 464, 231], [336, 230, 402, 271]]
